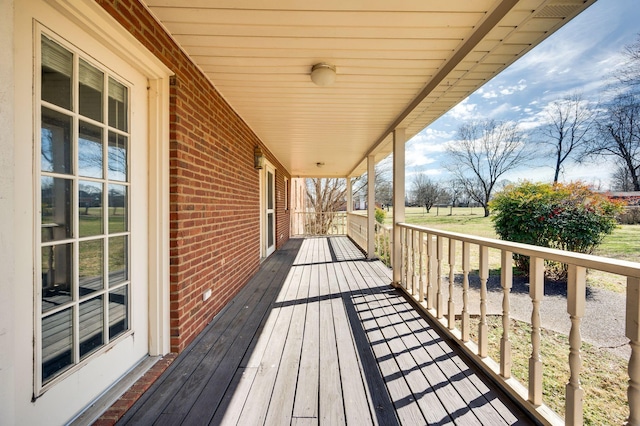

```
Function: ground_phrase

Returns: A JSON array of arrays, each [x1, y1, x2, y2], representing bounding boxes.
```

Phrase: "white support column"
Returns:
[[346, 176, 353, 213], [392, 128, 406, 287], [367, 154, 375, 258]]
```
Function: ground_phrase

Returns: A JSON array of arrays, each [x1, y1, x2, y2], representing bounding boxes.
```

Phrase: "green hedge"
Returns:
[[489, 182, 624, 278]]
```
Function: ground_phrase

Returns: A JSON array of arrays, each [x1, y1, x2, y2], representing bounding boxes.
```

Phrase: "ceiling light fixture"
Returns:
[[316, 162, 325, 168], [310, 63, 336, 86]]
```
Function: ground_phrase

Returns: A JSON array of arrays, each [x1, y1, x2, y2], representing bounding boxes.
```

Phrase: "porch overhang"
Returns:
[[143, 0, 596, 178]]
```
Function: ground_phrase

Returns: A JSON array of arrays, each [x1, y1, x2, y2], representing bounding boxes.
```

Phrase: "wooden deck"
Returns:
[[118, 236, 535, 425]]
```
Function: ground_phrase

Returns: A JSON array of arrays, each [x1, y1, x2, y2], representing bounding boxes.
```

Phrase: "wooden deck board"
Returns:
[[117, 236, 535, 426]]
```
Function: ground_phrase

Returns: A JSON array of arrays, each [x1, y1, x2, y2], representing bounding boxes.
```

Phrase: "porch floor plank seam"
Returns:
[[116, 236, 535, 426]]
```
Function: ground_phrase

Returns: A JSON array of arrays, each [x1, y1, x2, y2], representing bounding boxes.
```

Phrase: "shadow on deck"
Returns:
[[117, 237, 535, 425]]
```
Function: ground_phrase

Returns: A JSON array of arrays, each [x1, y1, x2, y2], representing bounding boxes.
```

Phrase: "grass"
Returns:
[[465, 315, 628, 425]]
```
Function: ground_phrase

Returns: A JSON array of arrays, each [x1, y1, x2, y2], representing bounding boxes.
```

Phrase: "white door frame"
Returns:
[[262, 161, 276, 258]]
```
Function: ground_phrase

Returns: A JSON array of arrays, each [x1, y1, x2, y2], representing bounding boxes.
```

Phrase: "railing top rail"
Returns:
[[398, 222, 640, 278]]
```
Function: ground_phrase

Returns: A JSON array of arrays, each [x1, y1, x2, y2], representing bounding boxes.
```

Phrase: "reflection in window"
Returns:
[[79, 239, 103, 296], [79, 180, 103, 237], [109, 184, 127, 233], [42, 244, 73, 313], [41, 36, 72, 110], [41, 107, 72, 174], [108, 132, 127, 181], [109, 236, 128, 287], [42, 308, 73, 381], [79, 122, 103, 178], [80, 296, 104, 359], [109, 285, 128, 341], [79, 59, 104, 122], [41, 176, 72, 242], [108, 78, 127, 131]]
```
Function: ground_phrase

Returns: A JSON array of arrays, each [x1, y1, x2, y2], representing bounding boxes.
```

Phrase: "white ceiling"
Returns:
[[143, 0, 595, 177]]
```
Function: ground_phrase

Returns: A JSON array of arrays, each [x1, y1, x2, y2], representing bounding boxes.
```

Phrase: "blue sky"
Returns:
[[404, 0, 639, 189]]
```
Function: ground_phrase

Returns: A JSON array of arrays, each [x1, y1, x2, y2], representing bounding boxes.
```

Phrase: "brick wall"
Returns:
[[96, 0, 291, 352]]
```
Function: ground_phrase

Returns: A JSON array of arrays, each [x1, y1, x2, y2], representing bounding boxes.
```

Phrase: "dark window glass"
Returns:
[[41, 36, 72, 110], [80, 296, 104, 359], [41, 107, 72, 174], [41, 176, 73, 242], [42, 308, 73, 381], [109, 285, 129, 340], [79, 59, 104, 122]]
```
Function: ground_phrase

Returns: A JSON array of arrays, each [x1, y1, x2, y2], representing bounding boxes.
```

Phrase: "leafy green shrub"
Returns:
[[375, 207, 386, 224], [489, 182, 624, 278]]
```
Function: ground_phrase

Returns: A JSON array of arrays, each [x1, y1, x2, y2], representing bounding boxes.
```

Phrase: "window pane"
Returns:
[[80, 296, 104, 359], [109, 236, 128, 286], [42, 307, 73, 382], [41, 35, 72, 110], [108, 132, 128, 181], [109, 286, 129, 340], [78, 121, 103, 178], [41, 107, 72, 174], [79, 181, 103, 237], [268, 213, 274, 247], [108, 78, 127, 131], [108, 184, 127, 233], [42, 243, 73, 313], [79, 59, 103, 122], [41, 176, 72, 242], [79, 239, 103, 296], [267, 171, 274, 210]]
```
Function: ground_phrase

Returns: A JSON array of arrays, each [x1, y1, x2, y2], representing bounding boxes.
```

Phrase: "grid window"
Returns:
[[39, 34, 131, 386]]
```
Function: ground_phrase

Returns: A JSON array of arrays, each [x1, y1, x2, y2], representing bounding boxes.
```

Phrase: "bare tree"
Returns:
[[352, 157, 392, 205], [446, 120, 530, 217], [538, 93, 596, 183], [588, 93, 640, 191], [615, 33, 640, 91], [305, 178, 346, 233], [412, 174, 444, 213], [611, 164, 635, 191]]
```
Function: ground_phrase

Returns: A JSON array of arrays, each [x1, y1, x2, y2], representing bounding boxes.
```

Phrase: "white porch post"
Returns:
[[392, 128, 406, 287], [346, 176, 352, 238], [346, 176, 353, 213], [367, 154, 375, 258]]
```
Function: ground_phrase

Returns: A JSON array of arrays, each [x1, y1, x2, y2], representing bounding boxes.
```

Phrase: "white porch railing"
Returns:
[[375, 223, 393, 268], [397, 223, 640, 425], [346, 212, 367, 249], [290, 211, 346, 236]]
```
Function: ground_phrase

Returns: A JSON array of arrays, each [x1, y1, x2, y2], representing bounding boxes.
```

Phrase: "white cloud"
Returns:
[[448, 98, 477, 120], [482, 90, 498, 99]]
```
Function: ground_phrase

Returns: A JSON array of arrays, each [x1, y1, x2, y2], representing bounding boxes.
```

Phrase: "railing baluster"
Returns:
[[411, 230, 418, 296], [448, 238, 456, 330], [479, 245, 489, 357], [461, 241, 470, 342], [501, 250, 513, 379], [627, 277, 640, 426], [529, 256, 544, 405], [436, 235, 444, 319], [418, 231, 425, 302], [566, 264, 586, 425], [388, 227, 393, 268], [403, 227, 408, 289], [426, 233, 434, 310]]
